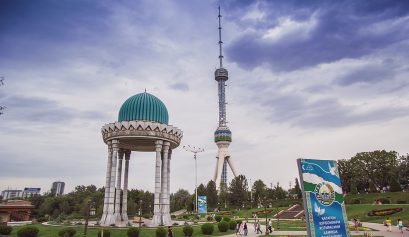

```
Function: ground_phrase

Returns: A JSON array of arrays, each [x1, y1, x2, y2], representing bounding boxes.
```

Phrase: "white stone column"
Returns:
[[164, 149, 172, 223], [121, 150, 131, 223], [160, 142, 170, 225], [106, 139, 119, 226], [152, 140, 163, 225], [114, 149, 124, 224], [100, 141, 112, 225]]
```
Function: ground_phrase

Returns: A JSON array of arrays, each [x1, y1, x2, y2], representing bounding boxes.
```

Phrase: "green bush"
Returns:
[[206, 216, 213, 221], [58, 228, 76, 237], [214, 215, 222, 222], [0, 226, 13, 235], [183, 215, 189, 219], [171, 215, 176, 219], [36, 217, 47, 223], [217, 221, 229, 232], [183, 225, 194, 237], [397, 199, 407, 204], [156, 227, 166, 237], [201, 223, 214, 235], [98, 229, 111, 237], [222, 217, 231, 222], [229, 220, 237, 230], [127, 227, 140, 237], [17, 226, 39, 237]]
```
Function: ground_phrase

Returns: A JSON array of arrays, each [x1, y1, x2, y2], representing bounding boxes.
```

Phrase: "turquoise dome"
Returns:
[[118, 92, 169, 124]]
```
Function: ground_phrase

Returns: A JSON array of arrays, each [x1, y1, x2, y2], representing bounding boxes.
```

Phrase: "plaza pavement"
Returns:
[[220, 222, 408, 237]]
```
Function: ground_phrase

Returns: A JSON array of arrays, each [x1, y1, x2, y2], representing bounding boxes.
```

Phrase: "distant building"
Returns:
[[51, 181, 65, 196], [1, 190, 23, 200], [22, 188, 41, 198]]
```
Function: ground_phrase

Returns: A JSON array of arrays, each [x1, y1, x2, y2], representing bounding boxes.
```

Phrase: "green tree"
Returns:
[[390, 178, 402, 192], [205, 180, 217, 209], [294, 178, 302, 199], [228, 175, 248, 208], [170, 189, 190, 212], [197, 184, 206, 196], [252, 180, 267, 204]]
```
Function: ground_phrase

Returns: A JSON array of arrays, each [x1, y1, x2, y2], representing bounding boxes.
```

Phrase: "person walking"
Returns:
[[236, 222, 240, 235], [244, 222, 248, 236], [256, 220, 262, 234], [398, 219, 403, 235], [386, 217, 392, 232], [268, 219, 273, 233]]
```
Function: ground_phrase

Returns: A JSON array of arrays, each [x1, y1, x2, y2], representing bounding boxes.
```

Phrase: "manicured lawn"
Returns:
[[345, 192, 409, 204], [9, 224, 235, 237], [346, 204, 409, 224]]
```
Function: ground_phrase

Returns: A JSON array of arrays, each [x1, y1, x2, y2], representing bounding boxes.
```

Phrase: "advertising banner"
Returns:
[[297, 159, 349, 237], [198, 196, 207, 214]]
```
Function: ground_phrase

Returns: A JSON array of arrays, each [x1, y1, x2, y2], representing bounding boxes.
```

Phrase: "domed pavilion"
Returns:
[[100, 92, 183, 227]]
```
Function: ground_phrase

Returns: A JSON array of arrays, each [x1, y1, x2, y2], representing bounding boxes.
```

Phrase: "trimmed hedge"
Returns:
[[98, 229, 111, 237], [0, 226, 13, 235], [222, 217, 231, 222], [217, 221, 229, 232], [201, 223, 214, 235], [229, 220, 237, 230], [156, 227, 166, 237], [215, 215, 222, 222], [17, 226, 39, 237], [127, 227, 141, 237], [58, 228, 76, 237], [183, 225, 194, 237]]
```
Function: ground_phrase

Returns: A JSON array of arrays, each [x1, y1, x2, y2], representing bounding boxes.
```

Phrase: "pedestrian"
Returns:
[[167, 226, 173, 237], [236, 222, 240, 235], [256, 220, 262, 234], [353, 219, 358, 231], [240, 222, 244, 235], [268, 219, 273, 233], [398, 219, 403, 235], [244, 222, 248, 236], [386, 217, 392, 232]]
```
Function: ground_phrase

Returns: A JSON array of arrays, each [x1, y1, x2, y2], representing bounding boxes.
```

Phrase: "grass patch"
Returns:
[[345, 192, 409, 204], [346, 204, 409, 224]]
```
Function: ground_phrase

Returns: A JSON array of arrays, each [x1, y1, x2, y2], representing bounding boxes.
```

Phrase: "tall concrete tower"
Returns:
[[213, 6, 238, 190]]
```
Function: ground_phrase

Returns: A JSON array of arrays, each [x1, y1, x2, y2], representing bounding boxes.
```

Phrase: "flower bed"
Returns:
[[367, 208, 403, 216], [252, 210, 273, 216]]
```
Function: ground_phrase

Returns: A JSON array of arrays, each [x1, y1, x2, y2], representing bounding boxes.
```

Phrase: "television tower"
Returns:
[[213, 6, 237, 190]]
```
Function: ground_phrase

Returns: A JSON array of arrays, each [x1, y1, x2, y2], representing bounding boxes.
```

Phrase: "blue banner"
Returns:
[[297, 159, 350, 237], [198, 196, 207, 214]]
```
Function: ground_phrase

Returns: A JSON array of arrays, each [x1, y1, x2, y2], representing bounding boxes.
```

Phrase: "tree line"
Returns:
[[338, 150, 409, 194]]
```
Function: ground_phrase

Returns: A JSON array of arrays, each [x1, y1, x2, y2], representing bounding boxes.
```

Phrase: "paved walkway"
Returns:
[[220, 222, 409, 237]]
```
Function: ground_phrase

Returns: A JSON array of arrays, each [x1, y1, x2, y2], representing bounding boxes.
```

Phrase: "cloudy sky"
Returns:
[[1, 0, 409, 194]]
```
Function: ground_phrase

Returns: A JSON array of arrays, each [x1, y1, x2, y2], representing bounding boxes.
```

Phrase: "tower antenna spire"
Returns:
[[218, 6, 224, 68]]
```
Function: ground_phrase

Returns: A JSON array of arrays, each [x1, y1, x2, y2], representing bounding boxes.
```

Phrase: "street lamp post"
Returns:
[[183, 145, 204, 213], [138, 200, 142, 228]]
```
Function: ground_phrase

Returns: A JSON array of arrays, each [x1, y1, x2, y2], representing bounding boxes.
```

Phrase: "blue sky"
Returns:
[[1, 0, 409, 193]]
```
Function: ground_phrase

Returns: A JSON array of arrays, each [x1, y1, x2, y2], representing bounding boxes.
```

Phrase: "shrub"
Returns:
[[222, 217, 231, 222], [0, 226, 13, 235], [215, 215, 222, 222], [183, 215, 189, 219], [201, 223, 214, 235], [206, 216, 213, 221], [58, 228, 76, 237], [37, 217, 47, 223], [127, 227, 140, 237], [17, 226, 39, 237], [98, 229, 111, 237], [156, 227, 166, 237], [229, 220, 237, 230], [397, 200, 407, 204], [183, 225, 194, 237], [171, 215, 176, 219], [217, 221, 229, 232]]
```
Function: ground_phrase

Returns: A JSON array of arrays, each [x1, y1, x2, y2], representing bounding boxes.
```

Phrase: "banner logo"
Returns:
[[315, 182, 335, 206]]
